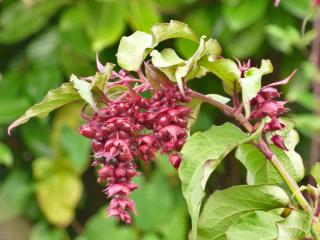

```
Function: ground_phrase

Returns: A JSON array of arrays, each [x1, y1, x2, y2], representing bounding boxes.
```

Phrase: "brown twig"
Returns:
[[309, 11, 320, 181]]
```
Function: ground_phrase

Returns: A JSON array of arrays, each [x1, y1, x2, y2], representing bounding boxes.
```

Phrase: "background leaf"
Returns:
[[131, 172, 173, 232], [222, 0, 268, 31], [77, 208, 138, 240], [83, 0, 125, 51], [0, 0, 69, 43], [0, 142, 13, 167], [33, 158, 82, 227], [0, 171, 33, 223], [126, 0, 161, 32]]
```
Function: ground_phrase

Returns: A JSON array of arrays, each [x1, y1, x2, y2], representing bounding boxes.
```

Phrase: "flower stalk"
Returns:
[[190, 89, 312, 213]]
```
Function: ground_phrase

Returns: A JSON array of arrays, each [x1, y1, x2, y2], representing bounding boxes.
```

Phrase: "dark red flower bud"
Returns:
[[79, 125, 95, 138], [271, 134, 288, 151], [79, 70, 191, 224], [169, 154, 182, 169]]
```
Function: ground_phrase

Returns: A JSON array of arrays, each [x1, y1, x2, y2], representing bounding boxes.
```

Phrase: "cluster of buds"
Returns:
[[79, 68, 191, 223], [250, 73, 294, 151]]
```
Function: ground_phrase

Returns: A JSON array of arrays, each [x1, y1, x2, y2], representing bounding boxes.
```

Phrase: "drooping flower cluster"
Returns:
[[79, 70, 191, 223], [250, 74, 294, 151]]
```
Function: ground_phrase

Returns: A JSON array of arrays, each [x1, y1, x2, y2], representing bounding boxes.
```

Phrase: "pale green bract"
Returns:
[[117, 20, 198, 72], [70, 75, 98, 112], [199, 58, 241, 96]]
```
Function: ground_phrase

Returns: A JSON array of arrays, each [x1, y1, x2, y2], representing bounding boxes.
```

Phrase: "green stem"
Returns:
[[191, 90, 312, 213], [257, 140, 312, 213]]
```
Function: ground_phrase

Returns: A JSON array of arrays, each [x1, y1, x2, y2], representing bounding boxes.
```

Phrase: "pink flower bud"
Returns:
[[169, 154, 182, 169], [259, 87, 280, 100], [79, 125, 95, 138], [271, 134, 288, 151], [264, 117, 285, 132]]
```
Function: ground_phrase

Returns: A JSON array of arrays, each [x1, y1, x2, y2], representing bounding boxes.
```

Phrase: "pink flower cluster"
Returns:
[[250, 76, 293, 152], [80, 71, 191, 223]]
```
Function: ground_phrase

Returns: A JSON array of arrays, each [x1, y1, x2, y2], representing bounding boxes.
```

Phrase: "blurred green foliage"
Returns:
[[0, 0, 319, 239]]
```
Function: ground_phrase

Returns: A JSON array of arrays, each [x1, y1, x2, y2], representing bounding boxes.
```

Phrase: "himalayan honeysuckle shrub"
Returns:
[[8, 21, 320, 239]]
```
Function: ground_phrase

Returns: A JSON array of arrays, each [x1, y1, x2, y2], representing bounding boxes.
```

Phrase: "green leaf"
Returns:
[[151, 48, 185, 67], [77, 208, 138, 240], [0, 0, 69, 43], [311, 163, 320, 185], [226, 211, 283, 240], [126, 0, 161, 32], [0, 171, 33, 223], [276, 210, 311, 240], [60, 126, 90, 174], [222, 0, 268, 31], [131, 172, 173, 232], [197, 185, 289, 240], [70, 75, 98, 112], [117, 31, 153, 71], [150, 48, 185, 81], [200, 58, 241, 95], [236, 129, 304, 185], [178, 123, 251, 239], [33, 158, 82, 227], [0, 142, 13, 167], [8, 83, 81, 134], [240, 60, 273, 117], [117, 20, 198, 71], [83, 1, 125, 51], [152, 37, 221, 93], [151, 20, 198, 44]]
